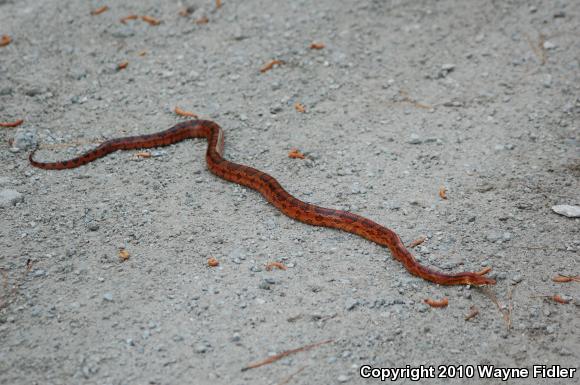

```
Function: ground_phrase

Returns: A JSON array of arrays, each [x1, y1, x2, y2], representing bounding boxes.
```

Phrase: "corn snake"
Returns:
[[29, 120, 495, 286]]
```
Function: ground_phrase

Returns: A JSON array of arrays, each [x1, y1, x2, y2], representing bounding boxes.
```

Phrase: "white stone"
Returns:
[[552, 205, 580, 218]]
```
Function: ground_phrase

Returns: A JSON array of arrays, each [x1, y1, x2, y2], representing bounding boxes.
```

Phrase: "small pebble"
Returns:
[[337, 374, 350, 383], [87, 223, 100, 231], [441, 63, 455, 71], [103, 292, 114, 302], [408, 134, 422, 144], [33, 269, 46, 277], [12, 128, 37, 151], [553, 11, 565, 18], [485, 231, 503, 243], [0, 189, 24, 208], [151, 150, 167, 158], [551, 205, 580, 218], [345, 298, 359, 311], [25, 88, 43, 97], [543, 74, 552, 88], [511, 274, 523, 284]]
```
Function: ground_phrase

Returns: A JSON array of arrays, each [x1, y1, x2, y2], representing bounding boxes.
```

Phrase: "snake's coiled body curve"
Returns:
[[30, 120, 495, 286]]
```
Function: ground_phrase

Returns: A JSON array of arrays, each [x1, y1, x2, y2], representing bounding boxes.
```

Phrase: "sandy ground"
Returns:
[[1, 0, 579, 384]]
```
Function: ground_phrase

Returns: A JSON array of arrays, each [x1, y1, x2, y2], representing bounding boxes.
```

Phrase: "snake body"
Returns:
[[30, 120, 495, 286]]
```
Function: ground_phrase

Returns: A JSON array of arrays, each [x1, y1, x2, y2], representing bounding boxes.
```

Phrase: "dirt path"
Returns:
[[1, 1, 578, 384]]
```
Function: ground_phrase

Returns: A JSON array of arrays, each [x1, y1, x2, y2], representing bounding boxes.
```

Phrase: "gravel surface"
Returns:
[[1, 1, 579, 384]]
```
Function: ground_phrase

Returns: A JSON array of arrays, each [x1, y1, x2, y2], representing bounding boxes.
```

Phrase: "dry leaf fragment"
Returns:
[[0, 119, 24, 128], [207, 257, 219, 267], [424, 297, 449, 308], [309, 42, 325, 50], [464, 305, 479, 321], [90, 6, 109, 16], [117, 61, 129, 70], [118, 248, 130, 261], [265, 262, 287, 271], [408, 235, 426, 248], [552, 294, 570, 304], [439, 186, 447, 200], [216, 0, 222, 9], [288, 148, 305, 159], [174, 107, 199, 118], [135, 152, 151, 158], [0, 35, 11, 47], [260, 59, 284, 73], [120, 14, 139, 24], [195, 16, 209, 25], [138, 50, 147, 56], [552, 274, 580, 283], [141, 15, 161, 26], [294, 102, 306, 113]]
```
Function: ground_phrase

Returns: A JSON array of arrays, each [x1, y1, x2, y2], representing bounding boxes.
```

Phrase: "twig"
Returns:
[[90, 6, 109, 16], [525, 32, 546, 65], [276, 366, 306, 385], [241, 339, 333, 371], [476, 266, 492, 276], [397, 90, 433, 110], [260, 59, 284, 73], [507, 286, 514, 330], [480, 286, 514, 330], [0, 269, 9, 310], [141, 15, 161, 26], [516, 245, 574, 253], [120, 15, 139, 24]]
